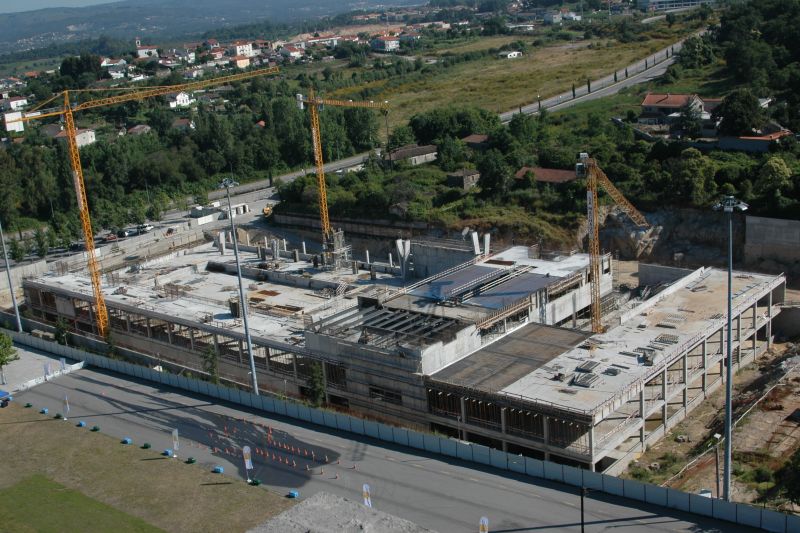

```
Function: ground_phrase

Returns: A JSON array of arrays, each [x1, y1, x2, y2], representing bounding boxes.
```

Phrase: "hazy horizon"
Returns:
[[0, 0, 122, 14]]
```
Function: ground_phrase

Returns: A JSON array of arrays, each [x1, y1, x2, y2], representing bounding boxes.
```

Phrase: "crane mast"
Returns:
[[297, 91, 388, 267], [10, 66, 281, 338], [578, 155, 649, 333]]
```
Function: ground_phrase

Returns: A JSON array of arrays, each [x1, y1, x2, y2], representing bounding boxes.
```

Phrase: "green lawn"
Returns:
[[0, 475, 164, 533]]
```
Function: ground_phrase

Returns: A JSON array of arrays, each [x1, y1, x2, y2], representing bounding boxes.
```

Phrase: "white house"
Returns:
[[563, 12, 582, 21], [1, 96, 28, 111], [55, 128, 96, 148], [4, 111, 23, 133], [232, 55, 251, 69], [371, 37, 400, 52], [168, 92, 195, 109], [101, 57, 127, 68], [136, 44, 159, 58], [498, 50, 522, 59], [280, 46, 304, 60], [229, 40, 254, 58]]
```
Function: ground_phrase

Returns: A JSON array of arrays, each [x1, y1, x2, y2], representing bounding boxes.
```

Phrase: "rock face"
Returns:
[[595, 208, 745, 268], [248, 491, 437, 533]]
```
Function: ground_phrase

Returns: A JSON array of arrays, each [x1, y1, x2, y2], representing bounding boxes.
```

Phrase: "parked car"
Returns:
[[103, 233, 118, 243], [118, 228, 136, 238], [137, 224, 155, 234]]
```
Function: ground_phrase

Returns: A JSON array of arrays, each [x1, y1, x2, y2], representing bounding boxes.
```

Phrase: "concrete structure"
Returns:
[[55, 128, 96, 148], [371, 37, 400, 52], [745, 215, 800, 265], [18, 234, 783, 473], [168, 92, 195, 109], [4, 111, 23, 133], [229, 40, 254, 58], [385, 144, 437, 166], [446, 168, 480, 190], [544, 12, 562, 24], [637, 0, 715, 11]]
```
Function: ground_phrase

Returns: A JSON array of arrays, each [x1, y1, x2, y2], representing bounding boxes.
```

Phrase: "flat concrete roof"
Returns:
[[498, 267, 782, 416], [27, 242, 401, 343], [432, 323, 591, 391]]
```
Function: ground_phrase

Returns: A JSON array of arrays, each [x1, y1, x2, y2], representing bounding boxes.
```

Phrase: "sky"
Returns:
[[0, 0, 121, 13]]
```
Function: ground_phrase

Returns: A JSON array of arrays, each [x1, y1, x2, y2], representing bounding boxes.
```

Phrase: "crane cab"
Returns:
[[575, 152, 590, 178]]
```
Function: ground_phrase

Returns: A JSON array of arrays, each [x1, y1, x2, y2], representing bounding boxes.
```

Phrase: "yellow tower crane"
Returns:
[[296, 91, 388, 266], [9, 66, 281, 338], [577, 154, 650, 333]]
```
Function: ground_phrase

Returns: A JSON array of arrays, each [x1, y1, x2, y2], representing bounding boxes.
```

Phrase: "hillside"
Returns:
[[0, 0, 419, 53]]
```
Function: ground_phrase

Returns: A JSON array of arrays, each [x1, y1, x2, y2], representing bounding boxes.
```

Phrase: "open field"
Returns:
[[333, 35, 690, 129], [0, 475, 163, 533], [0, 403, 292, 533]]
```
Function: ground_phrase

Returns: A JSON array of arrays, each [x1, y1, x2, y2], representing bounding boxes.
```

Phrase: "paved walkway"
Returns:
[[1, 341, 76, 392]]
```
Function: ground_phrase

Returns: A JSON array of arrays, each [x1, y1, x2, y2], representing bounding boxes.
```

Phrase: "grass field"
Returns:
[[0, 404, 292, 533], [333, 34, 692, 129], [0, 475, 164, 533]]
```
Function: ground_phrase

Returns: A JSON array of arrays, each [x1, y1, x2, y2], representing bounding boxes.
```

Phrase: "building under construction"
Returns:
[[21, 232, 785, 473]]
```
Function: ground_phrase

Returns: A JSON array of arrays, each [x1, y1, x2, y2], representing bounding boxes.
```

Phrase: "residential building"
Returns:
[[232, 56, 251, 69], [515, 167, 577, 184], [637, 0, 715, 12], [229, 40, 254, 58], [127, 124, 152, 136], [100, 57, 127, 68], [1, 96, 28, 111], [461, 134, 489, 150], [55, 128, 96, 148], [718, 131, 794, 153], [183, 68, 204, 80], [171, 118, 195, 131], [638, 93, 703, 125], [544, 12, 562, 24], [385, 144, 438, 166], [280, 46, 304, 60], [371, 37, 400, 52], [4, 111, 24, 133], [168, 92, 195, 109]]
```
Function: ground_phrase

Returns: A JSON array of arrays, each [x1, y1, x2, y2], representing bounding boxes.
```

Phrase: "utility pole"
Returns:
[[714, 195, 748, 501], [0, 219, 22, 333], [220, 177, 259, 396]]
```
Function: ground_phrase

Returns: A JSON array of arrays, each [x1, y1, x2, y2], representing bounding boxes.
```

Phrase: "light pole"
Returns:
[[713, 195, 748, 501], [219, 177, 259, 396], [0, 218, 22, 333], [580, 486, 589, 532], [713, 432, 722, 498]]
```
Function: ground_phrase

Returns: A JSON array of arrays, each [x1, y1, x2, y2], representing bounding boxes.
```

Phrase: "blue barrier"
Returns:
[[784, 512, 800, 532], [644, 484, 668, 507], [440, 439, 457, 458], [392, 427, 409, 447], [603, 475, 624, 497], [582, 469, 604, 491], [423, 434, 440, 454], [508, 454, 525, 474], [689, 493, 713, 517], [544, 461, 564, 482], [712, 498, 737, 523], [296, 405, 311, 422], [666, 487, 691, 512], [525, 457, 544, 478], [349, 418, 365, 435], [336, 414, 351, 432], [322, 411, 337, 429], [622, 478, 646, 501], [563, 465, 583, 487], [378, 424, 393, 442], [285, 401, 299, 420], [364, 420, 380, 439], [456, 441, 473, 462], [310, 409, 325, 426], [736, 503, 760, 529], [490, 448, 507, 470]]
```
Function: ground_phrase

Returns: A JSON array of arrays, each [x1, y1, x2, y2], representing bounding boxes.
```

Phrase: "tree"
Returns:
[[778, 447, 800, 505], [54, 318, 69, 346], [8, 239, 24, 262], [0, 332, 19, 386], [756, 157, 792, 198], [666, 13, 677, 27], [477, 149, 512, 198], [202, 345, 219, 384], [308, 361, 325, 407], [34, 227, 48, 258], [388, 125, 415, 151], [714, 89, 765, 136], [676, 102, 703, 138]]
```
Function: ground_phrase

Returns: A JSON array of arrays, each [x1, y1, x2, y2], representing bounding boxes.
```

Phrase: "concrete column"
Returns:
[[238, 339, 244, 364], [188, 327, 193, 351], [365, 250, 370, 264], [543, 415, 550, 447], [682, 351, 688, 411], [500, 407, 508, 452], [639, 388, 646, 449], [283, 239, 287, 251], [737, 314, 742, 345], [320, 361, 329, 403], [213, 334, 219, 355], [571, 292, 577, 328], [219, 231, 226, 255], [389, 253, 393, 267], [291, 353, 298, 380], [302, 242, 306, 255], [459, 397, 467, 440], [146, 318, 152, 338], [264, 237, 268, 252], [588, 424, 595, 471], [767, 290, 773, 348], [661, 367, 668, 429], [125, 315, 131, 333], [702, 338, 708, 393]]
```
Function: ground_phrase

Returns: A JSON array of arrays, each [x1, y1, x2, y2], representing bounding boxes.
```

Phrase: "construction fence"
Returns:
[[7, 330, 798, 533]]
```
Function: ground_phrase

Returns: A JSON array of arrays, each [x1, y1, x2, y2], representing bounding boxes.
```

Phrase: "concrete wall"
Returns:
[[274, 212, 429, 239], [745, 215, 800, 264], [411, 242, 478, 279], [419, 325, 481, 375], [774, 306, 800, 339], [638, 263, 694, 287], [0, 259, 47, 307]]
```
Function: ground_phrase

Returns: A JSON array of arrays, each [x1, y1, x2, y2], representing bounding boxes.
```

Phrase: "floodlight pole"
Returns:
[[0, 219, 22, 333], [221, 178, 259, 396], [714, 195, 747, 502]]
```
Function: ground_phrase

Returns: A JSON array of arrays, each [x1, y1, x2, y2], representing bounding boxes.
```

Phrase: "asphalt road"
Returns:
[[16, 367, 755, 533]]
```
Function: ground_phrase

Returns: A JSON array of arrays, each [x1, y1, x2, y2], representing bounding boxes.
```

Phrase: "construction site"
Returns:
[[2, 75, 792, 476]]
